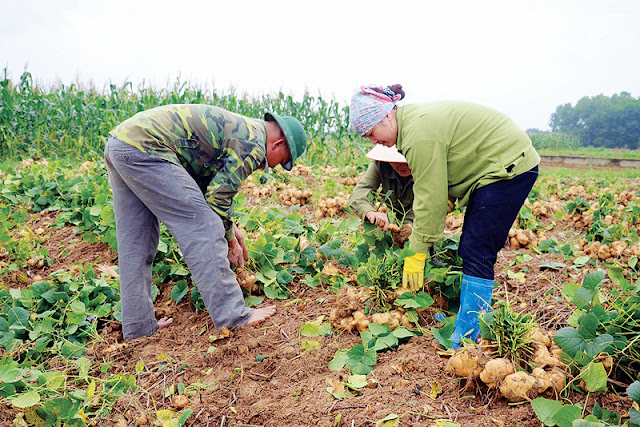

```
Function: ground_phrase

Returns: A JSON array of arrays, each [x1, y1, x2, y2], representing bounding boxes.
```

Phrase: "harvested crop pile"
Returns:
[[243, 182, 312, 206], [329, 286, 372, 332], [315, 195, 349, 219], [578, 240, 640, 261], [529, 199, 562, 218], [338, 176, 360, 186], [445, 326, 568, 403], [507, 228, 537, 249], [329, 286, 411, 332], [291, 164, 312, 176]]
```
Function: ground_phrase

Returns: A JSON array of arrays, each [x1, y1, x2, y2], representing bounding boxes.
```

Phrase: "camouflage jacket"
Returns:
[[110, 104, 268, 240]]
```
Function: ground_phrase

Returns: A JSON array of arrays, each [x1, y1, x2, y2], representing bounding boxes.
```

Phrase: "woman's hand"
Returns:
[[365, 211, 389, 229], [402, 252, 427, 291]]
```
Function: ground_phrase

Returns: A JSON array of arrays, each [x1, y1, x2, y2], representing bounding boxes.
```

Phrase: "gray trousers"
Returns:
[[104, 137, 252, 340]]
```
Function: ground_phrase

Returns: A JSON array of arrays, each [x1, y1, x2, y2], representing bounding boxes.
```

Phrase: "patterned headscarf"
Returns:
[[349, 85, 403, 136]]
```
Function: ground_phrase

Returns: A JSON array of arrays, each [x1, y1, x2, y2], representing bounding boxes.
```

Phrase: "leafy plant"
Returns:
[[480, 300, 537, 362], [329, 323, 415, 375], [531, 379, 640, 426]]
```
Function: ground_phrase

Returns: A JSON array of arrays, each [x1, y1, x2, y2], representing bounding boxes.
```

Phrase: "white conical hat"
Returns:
[[365, 144, 407, 163]]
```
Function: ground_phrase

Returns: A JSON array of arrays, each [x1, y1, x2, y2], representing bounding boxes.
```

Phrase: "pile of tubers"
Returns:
[[507, 228, 537, 249], [329, 286, 412, 332], [445, 328, 568, 402], [242, 182, 313, 206], [315, 195, 349, 219]]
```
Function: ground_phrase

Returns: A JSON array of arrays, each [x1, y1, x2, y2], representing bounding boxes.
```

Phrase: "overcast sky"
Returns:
[[2, 0, 639, 131]]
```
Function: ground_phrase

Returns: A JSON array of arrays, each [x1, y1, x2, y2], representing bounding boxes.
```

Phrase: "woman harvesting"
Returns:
[[349, 85, 539, 348]]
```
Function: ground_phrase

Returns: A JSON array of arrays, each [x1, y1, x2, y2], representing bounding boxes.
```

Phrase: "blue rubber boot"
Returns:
[[451, 275, 495, 349]]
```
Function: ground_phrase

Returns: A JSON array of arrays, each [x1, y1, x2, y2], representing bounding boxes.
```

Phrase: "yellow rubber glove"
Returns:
[[402, 252, 428, 291]]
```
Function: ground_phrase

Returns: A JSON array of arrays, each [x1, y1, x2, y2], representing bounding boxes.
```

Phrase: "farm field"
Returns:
[[2, 158, 640, 427], [2, 76, 640, 426]]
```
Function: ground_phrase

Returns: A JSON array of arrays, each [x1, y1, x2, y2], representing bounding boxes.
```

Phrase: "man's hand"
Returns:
[[228, 224, 248, 268], [233, 223, 249, 263], [228, 237, 244, 267], [365, 211, 389, 229], [402, 252, 428, 291]]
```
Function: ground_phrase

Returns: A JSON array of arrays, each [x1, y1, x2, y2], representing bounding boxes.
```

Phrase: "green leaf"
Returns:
[[344, 344, 376, 374], [627, 381, 640, 404], [573, 287, 595, 309], [539, 261, 566, 270], [394, 291, 434, 309], [592, 401, 622, 424], [552, 404, 582, 427], [345, 374, 368, 390], [553, 327, 585, 357], [561, 281, 580, 302], [177, 409, 193, 426], [299, 323, 319, 337], [375, 413, 399, 427], [630, 407, 640, 426], [300, 320, 331, 337], [38, 371, 66, 390], [328, 350, 349, 371], [0, 366, 24, 383], [577, 313, 598, 340], [171, 280, 189, 304], [572, 256, 591, 267], [531, 397, 563, 426], [244, 296, 264, 307], [89, 205, 103, 216], [69, 300, 86, 314], [374, 334, 398, 351], [392, 327, 415, 339], [582, 270, 606, 290], [432, 318, 455, 348], [572, 420, 606, 427], [368, 322, 390, 337], [581, 362, 607, 392], [7, 306, 30, 330], [350, 362, 374, 375], [317, 323, 332, 337], [9, 390, 41, 408], [584, 334, 614, 358], [300, 340, 320, 352]]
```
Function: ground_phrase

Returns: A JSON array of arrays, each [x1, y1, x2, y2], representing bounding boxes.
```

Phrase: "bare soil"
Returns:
[[1, 176, 637, 426]]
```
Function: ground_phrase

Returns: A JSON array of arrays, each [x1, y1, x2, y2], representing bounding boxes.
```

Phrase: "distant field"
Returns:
[[537, 147, 640, 159]]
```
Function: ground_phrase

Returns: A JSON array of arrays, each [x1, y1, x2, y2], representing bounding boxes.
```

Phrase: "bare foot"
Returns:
[[246, 305, 276, 326], [157, 317, 173, 330]]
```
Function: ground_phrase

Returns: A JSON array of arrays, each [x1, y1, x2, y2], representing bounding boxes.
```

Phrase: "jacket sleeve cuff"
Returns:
[[409, 234, 433, 254]]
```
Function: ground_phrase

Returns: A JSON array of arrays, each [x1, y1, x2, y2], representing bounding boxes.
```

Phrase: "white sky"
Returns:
[[2, 0, 639, 131]]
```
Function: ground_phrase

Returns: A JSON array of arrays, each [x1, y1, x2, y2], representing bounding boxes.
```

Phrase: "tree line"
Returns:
[[549, 92, 640, 150]]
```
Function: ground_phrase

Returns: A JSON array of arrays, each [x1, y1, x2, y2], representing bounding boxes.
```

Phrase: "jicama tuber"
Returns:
[[499, 371, 536, 402], [479, 358, 514, 389]]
